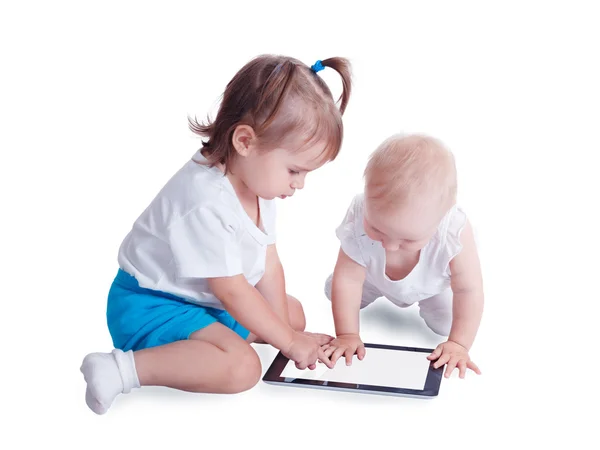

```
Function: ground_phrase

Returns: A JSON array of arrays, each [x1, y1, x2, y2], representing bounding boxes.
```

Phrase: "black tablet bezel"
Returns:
[[262, 343, 444, 397]]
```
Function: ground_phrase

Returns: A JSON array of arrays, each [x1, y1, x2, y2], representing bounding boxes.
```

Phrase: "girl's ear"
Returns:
[[232, 125, 256, 157]]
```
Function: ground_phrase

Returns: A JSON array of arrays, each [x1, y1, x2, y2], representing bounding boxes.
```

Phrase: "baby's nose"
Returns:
[[292, 179, 304, 190]]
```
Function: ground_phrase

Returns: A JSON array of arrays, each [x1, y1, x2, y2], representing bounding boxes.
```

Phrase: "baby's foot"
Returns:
[[80, 349, 139, 414]]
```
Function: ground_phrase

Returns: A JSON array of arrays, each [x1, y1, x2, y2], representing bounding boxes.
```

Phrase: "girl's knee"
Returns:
[[287, 295, 306, 332], [223, 345, 262, 393]]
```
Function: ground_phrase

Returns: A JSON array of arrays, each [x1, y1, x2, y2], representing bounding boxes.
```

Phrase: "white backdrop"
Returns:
[[1, 1, 598, 448]]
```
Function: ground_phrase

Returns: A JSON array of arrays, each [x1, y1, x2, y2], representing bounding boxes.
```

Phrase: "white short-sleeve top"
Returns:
[[335, 193, 466, 305], [117, 151, 276, 309]]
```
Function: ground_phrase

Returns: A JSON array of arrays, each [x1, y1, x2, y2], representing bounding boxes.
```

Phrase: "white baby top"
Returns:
[[117, 150, 277, 309], [335, 193, 467, 305]]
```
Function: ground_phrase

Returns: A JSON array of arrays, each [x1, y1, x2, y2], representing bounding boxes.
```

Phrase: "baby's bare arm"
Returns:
[[448, 219, 484, 350], [331, 247, 367, 337]]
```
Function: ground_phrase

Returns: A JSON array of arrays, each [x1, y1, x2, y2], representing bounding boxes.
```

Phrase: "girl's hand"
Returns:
[[283, 331, 334, 370], [300, 331, 335, 346], [427, 340, 481, 378]]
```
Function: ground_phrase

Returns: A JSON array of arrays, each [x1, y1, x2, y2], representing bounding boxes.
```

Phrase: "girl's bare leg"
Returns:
[[81, 322, 261, 414], [135, 322, 262, 392]]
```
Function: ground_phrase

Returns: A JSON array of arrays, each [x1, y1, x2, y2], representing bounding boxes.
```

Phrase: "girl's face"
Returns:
[[363, 193, 447, 253], [238, 134, 329, 201]]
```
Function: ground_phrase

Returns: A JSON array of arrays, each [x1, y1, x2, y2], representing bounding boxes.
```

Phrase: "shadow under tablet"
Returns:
[[262, 343, 444, 398]]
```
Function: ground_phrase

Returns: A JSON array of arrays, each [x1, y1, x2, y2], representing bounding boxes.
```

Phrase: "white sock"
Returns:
[[80, 349, 140, 414]]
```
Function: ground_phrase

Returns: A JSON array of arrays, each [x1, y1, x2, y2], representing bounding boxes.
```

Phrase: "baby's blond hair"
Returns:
[[364, 133, 457, 210]]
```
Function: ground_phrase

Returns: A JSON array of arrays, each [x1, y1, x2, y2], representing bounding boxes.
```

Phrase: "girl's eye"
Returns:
[[289, 169, 299, 175]]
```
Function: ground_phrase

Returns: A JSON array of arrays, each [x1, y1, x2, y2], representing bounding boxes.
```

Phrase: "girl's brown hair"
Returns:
[[188, 54, 352, 172]]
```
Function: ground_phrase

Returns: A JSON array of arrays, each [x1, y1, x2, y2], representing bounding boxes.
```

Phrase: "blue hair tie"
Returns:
[[311, 60, 325, 73]]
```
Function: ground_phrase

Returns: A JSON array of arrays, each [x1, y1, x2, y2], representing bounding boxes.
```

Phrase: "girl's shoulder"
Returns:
[[153, 157, 242, 227]]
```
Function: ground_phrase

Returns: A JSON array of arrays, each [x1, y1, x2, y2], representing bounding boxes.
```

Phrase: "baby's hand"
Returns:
[[321, 334, 366, 366], [427, 340, 481, 378]]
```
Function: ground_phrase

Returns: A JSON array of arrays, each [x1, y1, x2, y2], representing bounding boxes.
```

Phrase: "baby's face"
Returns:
[[363, 196, 445, 252]]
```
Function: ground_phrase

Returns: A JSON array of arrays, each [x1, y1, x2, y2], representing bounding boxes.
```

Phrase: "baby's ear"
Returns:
[[231, 125, 256, 157]]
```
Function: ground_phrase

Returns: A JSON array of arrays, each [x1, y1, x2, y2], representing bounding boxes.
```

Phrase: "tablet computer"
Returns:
[[262, 343, 443, 398]]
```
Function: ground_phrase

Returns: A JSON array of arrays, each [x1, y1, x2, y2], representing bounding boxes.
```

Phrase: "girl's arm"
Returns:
[[254, 244, 290, 325], [208, 274, 294, 351]]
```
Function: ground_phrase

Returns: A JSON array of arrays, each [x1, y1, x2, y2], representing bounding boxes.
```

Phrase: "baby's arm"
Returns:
[[331, 247, 367, 335], [322, 247, 368, 365], [428, 219, 484, 378], [447, 219, 484, 351]]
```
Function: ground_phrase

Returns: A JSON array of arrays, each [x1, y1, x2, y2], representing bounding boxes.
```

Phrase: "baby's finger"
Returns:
[[444, 357, 459, 378], [458, 360, 467, 379], [331, 347, 347, 366], [433, 352, 451, 369], [318, 348, 334, 369], [308, 363, 316, 370], [345, 348, 355, 366], [427, 346, 443, 360], [357, 344, 366, 360], [323, 346, 336, 358], [467, 360, 482, 375]]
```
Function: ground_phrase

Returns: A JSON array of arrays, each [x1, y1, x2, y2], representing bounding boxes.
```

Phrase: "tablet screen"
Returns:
[[280, 346, 431, 390]]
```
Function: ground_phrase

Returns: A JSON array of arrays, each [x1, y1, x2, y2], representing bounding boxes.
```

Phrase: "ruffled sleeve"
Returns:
[[335, 194, 367, 267], [440, 205, 468, 276]]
